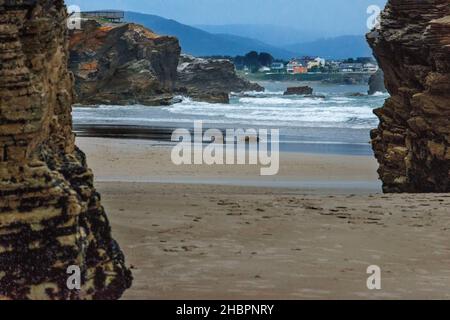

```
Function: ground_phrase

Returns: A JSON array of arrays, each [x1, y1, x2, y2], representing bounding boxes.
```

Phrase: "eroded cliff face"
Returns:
[[0, 0, 131, 299], [69, 22, 263, 105], [367, 0, 450, 192], [69, 20, 181, 106]]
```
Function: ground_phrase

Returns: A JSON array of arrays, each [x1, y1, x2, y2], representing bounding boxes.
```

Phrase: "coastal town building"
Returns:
[[339, 63, 364, 73], [325, 60, 341, 72], [233, 52, 378, 75], [270, 62, 285, 72], [363, 63, 379, 73], [297, 56, 326, 71], [286, 60, 307, 74], [307, 57, 326, 69]]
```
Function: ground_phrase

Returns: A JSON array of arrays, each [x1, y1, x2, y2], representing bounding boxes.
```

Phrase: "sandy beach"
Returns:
[[78, 137, 380, 192], [78, 137, 450, 299]]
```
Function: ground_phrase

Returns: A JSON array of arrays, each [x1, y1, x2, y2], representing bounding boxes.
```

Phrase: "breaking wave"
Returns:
[[161, 92, 380, 129], [72, 84, 388, 148]]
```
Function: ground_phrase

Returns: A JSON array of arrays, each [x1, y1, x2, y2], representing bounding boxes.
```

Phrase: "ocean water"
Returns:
[[73, 82, 389, 155]]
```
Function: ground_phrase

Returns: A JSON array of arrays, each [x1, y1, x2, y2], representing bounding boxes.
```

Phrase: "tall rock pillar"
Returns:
[[0, 0, 131, 299], [368, 0, 450, 192]]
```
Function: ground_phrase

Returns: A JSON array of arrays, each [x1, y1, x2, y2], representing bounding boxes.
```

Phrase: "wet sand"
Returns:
[[74, 123, 374, 156], [78, 137, 381, 193], [77, 137, 450, 299]]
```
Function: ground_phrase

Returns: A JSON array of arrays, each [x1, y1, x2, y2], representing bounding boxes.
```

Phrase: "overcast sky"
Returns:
[[68, 0, 387, 36]]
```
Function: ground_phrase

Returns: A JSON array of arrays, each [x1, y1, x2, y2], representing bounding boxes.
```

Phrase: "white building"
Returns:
[[270, 62, 285, 71], [258, 66, 271, 72], [314, 57, 326, 67], [363, 63, 379, 73], [339, 63, 364, 73], [300, 57, 326, 70]]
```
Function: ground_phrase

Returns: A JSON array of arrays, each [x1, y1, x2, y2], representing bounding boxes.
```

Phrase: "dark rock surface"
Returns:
[[348, 93, 366, 97], [176, 54, 264, 103], [0, 0, 132, 299], [367, 0, 450, 192], [368, 69, 387, 95], [283, 86, 313, 96], [69, 20, 181, 106]]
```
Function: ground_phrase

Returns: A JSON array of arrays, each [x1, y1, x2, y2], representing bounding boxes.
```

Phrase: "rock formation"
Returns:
[[0, 0, 132, 299], [368, 69, 387, 95], [69, 23, 263, 105], [69, 20, 181, 106], [176, 54, 264, 103], [283, 86, 313, 96], [367, 0, 450, 192]]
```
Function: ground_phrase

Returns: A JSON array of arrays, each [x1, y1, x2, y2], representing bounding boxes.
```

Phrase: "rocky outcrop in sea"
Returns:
[[368, 0, 450, 192], [0, 0, 132, 299], [283, 86, 313, 96], [69, 20, 181, 106], [69, 22, 263, 106], [176, 54, 264, 103], [368, 70, 387, 95]]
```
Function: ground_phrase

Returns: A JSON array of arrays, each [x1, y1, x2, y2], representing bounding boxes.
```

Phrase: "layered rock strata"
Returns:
[[69, 20, 181, 106], [176, 54, 264, 103], [367, 0, 450, 192], [0, 0, 132, 299]]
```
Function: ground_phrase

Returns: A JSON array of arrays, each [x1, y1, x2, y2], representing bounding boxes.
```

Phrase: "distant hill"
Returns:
[[195, 24, 320, 47], [285, 35, 373, 59], [124, 12, 295, 59], [123, 12, 372, 60]]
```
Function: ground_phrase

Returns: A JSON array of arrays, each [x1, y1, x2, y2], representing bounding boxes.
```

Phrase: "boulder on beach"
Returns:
[[284, 86, 314, 96]]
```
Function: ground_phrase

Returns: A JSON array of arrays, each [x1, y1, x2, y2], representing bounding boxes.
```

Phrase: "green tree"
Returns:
[[234, 55, 245, 70], [244, 51, 260, 73], [258, 52, 274, 67]]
